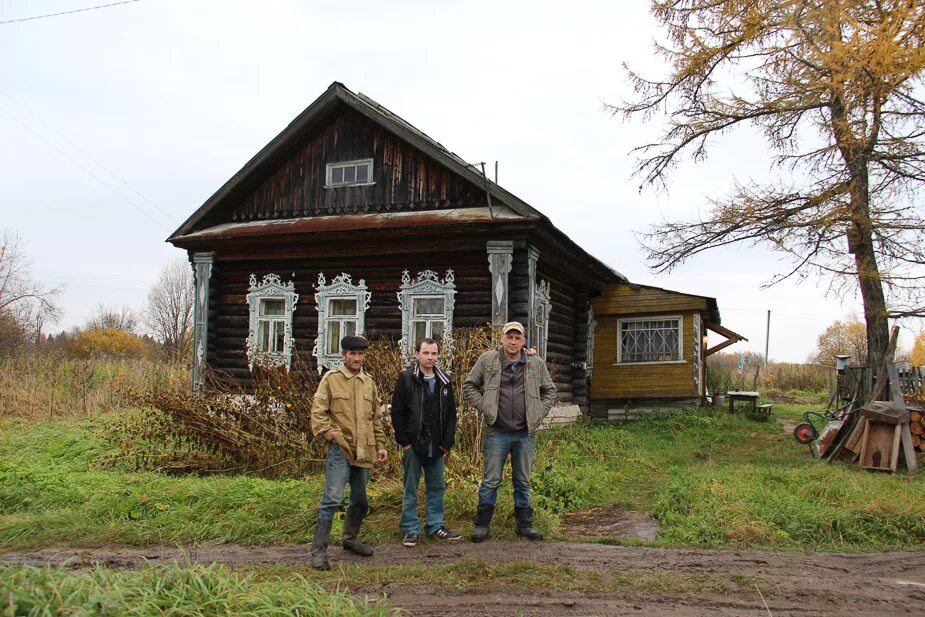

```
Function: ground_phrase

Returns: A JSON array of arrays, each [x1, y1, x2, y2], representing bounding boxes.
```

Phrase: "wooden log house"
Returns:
[[168, 82, 744, 416]]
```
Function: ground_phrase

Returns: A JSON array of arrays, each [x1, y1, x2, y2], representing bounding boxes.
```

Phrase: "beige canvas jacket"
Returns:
[[462, 348, 557, 435], [310, 364, 387, 468]]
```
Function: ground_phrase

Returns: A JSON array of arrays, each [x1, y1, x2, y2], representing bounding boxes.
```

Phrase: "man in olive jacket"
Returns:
[[310, 335, 388, 570], [462, 321, 557, 542]]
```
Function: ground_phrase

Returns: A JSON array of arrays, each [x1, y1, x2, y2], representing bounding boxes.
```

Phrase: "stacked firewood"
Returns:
[[911, 407, 925, 451]]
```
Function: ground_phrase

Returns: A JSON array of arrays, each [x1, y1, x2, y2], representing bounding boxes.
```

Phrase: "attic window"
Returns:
[[326, 159, 373, 187]]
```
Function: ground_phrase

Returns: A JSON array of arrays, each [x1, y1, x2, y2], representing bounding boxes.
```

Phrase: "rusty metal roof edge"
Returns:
[[171, 206, 533, 242]]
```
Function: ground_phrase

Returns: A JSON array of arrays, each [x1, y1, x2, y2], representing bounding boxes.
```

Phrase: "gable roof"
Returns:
[[168, 82, 626, 282]]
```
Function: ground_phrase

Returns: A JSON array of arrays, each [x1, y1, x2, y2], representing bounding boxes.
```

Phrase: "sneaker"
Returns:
[[402, 532, 419, 547], [428, 527, 462, 541]]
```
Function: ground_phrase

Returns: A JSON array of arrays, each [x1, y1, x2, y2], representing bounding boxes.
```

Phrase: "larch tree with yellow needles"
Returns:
[[612, 0, 925, 374]]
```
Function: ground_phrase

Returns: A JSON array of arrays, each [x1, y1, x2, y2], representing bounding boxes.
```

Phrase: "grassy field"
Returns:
[[0, 561, 392, 616], [2, 404, 923, 553], [3, 405, 924, 614]]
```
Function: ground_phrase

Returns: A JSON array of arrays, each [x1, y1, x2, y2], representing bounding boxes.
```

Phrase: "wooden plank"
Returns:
[[860, 401, 911, 425], [857, 418, 871, 464], [900, 423, 919, 473], [860, 422, 897, 471], [889, 424, 902, 472]]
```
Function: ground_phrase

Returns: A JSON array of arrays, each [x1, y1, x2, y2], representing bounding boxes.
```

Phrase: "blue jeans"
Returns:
[[477, 428, 536, 509], [318, 443, 370, 522], [400, 448, 446, 534]]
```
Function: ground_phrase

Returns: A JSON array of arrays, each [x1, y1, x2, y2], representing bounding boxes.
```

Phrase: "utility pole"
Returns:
[[764, 309, 771, 366]]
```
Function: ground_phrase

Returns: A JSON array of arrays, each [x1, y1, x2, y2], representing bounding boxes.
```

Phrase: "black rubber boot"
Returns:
[[514, 506, 543, 541], [311, 518, 333, 570], [342, 504, 374, 556], [471, 503, 494, 543]]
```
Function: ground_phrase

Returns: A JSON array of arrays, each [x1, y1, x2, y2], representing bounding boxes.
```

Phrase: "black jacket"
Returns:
[[390, 363, 457, 456]]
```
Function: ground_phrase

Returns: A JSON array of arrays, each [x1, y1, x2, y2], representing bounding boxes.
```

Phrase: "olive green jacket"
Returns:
[[311, 364, 387, 468], [462, 348, 557, 435]]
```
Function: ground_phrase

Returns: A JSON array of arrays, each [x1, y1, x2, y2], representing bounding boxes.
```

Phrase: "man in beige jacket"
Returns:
[[310, 335, 388, 570]]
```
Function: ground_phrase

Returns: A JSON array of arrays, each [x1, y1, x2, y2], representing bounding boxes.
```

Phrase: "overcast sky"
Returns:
[[2, 0, 920, 362]]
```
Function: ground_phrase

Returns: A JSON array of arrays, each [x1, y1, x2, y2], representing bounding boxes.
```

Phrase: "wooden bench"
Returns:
[[756, 403, 773, 418]]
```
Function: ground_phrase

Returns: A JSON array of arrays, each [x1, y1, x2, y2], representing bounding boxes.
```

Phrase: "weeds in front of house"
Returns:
[[115, 325, 499, 479], [0, 561, 393, 617], [108, 352, 325, 478]]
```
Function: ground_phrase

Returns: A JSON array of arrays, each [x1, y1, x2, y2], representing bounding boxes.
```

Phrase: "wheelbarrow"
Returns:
[[793, 401, 856, 458]]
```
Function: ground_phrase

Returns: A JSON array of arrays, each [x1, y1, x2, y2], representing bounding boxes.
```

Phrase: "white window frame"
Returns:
[[616, 315, 684, 365], [246, 274, 298, 370], [325, 158, 374, 188], [533, 279, 551, 359], [397, 269, 456, 364], [313, 273, 371, 372]]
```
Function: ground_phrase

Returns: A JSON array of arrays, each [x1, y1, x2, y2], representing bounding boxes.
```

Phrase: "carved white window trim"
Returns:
[[693, 314, 702, 395], [246, 274, 298, 370], [314, 273, 371, 373], [586, 305, 596, 376], [398, 269, 456, 364], [533, 279, 551, 359]]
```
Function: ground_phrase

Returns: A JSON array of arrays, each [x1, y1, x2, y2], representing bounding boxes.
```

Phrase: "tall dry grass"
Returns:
[[0, 355, 188, 419]]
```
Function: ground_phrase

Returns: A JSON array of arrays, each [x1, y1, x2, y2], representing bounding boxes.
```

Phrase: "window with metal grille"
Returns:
[[617, 316, 682, 363], [326, 159, 374, 187]]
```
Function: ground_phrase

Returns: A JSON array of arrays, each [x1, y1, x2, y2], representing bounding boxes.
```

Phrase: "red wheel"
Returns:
[[793, 423, 817, 445]]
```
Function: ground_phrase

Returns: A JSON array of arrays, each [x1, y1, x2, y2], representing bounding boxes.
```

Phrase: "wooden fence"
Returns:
[[897, 366, 925, 397], [838, 365, 924, 404]]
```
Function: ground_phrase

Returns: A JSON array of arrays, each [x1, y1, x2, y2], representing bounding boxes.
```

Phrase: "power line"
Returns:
[[0, 88, 177, 225], [0, 104, 170, 231], [0, 0, 142, 25]]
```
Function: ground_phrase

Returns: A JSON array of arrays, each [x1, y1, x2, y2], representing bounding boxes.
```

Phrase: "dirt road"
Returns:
[[3, 541, 924, 616]]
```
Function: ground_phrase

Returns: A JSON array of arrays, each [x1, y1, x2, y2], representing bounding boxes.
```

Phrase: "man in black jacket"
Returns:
[[390, 337, 461, 547]]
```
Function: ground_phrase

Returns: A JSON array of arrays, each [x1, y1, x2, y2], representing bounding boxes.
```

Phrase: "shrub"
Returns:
[[120, 325, 501, 479]]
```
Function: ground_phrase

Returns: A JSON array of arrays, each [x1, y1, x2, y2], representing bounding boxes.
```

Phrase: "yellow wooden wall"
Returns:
[[593, 284, 708, 316], [591, 284, 708, 399]]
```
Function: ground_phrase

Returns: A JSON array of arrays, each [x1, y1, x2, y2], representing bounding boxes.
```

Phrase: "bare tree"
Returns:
[[85, 304, 140, 333], [145, 257, 193, 360], [610, 1, 925, 376], [0, 231, 61, 346]]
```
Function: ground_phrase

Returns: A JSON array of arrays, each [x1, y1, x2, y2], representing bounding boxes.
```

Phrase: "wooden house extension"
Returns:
[[589, 282, 746, 419], [168, 82, 744, 416]]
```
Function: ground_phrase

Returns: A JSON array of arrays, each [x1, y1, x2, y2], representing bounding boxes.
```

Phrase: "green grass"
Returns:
[[1, 405, 924, 552], [0, 561, 392, 616]]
